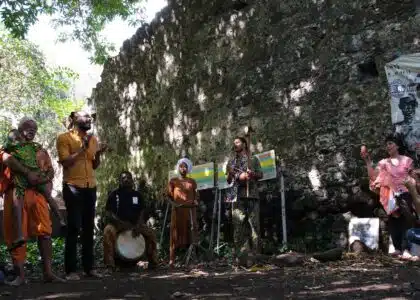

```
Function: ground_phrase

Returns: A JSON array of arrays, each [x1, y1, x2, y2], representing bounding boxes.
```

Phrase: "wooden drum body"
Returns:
[[115, 230, 146, 262]]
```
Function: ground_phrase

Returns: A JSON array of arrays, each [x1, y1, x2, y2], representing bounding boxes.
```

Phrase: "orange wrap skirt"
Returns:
[[1, 151, 52, 264]]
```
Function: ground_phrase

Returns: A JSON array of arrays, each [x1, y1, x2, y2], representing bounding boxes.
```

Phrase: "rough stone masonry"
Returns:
[[90, 0, 420, 250]]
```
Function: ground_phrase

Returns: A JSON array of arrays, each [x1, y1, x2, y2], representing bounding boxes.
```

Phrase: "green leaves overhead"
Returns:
[[0, 26, 82, 147], [0, 0, 146, 64]]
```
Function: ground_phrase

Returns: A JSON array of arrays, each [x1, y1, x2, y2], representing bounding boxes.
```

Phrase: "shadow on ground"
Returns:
[[2, 257, 420, 299]]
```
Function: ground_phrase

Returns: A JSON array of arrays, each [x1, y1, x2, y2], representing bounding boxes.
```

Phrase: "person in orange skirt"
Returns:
[[0, 118, 65, 286], [167, 158, 198, 268]]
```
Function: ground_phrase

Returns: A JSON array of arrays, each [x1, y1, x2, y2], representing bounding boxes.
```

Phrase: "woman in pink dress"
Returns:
[[361, 135, 418, 259]]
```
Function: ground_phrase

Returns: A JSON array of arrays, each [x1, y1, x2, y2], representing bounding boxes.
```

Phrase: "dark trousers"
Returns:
[[388, 215, 410, 252], [389, 192, 417, 252], [63, 183, 97, 274], [407, 228, 420, 246]]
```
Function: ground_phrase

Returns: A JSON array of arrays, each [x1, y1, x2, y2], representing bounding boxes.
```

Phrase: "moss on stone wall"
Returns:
[[90, 0, 420, 249]]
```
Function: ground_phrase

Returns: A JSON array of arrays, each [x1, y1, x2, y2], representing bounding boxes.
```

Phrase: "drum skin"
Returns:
[[115, 230, 146, 262]]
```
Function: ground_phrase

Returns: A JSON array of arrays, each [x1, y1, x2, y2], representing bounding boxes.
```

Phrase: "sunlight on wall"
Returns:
[[164, 52, 175, 70], [290, 80, 314, 101], [308, 166, 322, 190], [196, 131, 202, 151], [336, 152, 346, 170], [196, 88, 207, 110], [165, 108, 183, 147], [211, 127, 221, 136], [293, 106, 302, 117], [118, 103, 133, 139], [124, 82, 138, 100]]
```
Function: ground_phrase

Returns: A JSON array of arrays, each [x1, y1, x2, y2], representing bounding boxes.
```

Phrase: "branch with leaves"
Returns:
[[0, 0, 146, 64]]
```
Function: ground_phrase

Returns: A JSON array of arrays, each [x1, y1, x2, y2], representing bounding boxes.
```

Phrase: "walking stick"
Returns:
[[244, 126, 254, 198]]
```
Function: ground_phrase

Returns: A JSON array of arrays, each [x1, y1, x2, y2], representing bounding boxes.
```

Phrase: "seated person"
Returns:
[[403, 176, 420, 259], [103, 171, 158, 271]]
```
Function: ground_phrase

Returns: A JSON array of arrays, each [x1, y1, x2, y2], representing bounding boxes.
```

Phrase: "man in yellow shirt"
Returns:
[[56, 111, 107, 280]]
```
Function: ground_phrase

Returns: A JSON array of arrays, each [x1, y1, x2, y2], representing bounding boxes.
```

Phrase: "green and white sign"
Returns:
[[255, 150, 277, 181], [217, 161, 233, 190], [216, 149, 277, 189], [168, 162, 215, 190]]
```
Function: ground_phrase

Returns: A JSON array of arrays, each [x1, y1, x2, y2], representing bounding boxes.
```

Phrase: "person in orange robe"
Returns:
[[167, 158, 198, 268], [1, 118, 65, 286]]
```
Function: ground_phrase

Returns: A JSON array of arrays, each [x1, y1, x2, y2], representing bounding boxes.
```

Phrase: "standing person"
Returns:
[[56, 111, 107, 280], [167, 158, 198, 268], [361, 135, 418, 260], [4, 128, 66, 250], [403, 177, 420, 260], [103, 171, 158, 271], [1, 117, 65, 286], [226, 137, 263, 262]]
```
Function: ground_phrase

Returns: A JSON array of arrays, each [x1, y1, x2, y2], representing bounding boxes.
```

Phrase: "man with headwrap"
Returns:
[[167, 157, 198, 268], [103, 171, 158, 271]]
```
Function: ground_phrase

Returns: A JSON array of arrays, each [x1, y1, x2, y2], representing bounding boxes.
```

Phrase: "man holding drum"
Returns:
[[103, 171, 158, 271]]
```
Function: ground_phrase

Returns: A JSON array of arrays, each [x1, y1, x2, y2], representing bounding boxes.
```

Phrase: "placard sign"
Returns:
[[216, 150, 277, 189], [217, 161, 233, 190], [255, 150, 277, 181], [385, 54, 420, 166], [348, 217, 380, 250], [168, 162, 215, 191]]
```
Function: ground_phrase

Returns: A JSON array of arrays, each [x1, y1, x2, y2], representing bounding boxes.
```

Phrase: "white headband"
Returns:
[[177, 158, 193, 174]]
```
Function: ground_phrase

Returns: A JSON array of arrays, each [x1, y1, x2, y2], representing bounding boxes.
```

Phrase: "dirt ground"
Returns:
[[2, 256, 420, 300]]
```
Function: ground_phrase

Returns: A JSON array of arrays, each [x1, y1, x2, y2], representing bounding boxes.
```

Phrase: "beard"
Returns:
[[78, 123, 91, 131]]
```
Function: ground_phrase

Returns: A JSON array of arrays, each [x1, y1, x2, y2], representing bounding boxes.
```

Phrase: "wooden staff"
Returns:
[[244, 126, 254, 198]]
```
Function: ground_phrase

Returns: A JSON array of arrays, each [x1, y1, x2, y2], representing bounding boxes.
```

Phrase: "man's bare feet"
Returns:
[[84, 269, 103, 279], [65, 273, 80, 281], [169, 260, 175, 269], [44, 273, 66, 283]]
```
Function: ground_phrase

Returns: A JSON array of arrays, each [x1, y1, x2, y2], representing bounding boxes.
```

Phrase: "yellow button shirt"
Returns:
[[56, 129, 99, 188]]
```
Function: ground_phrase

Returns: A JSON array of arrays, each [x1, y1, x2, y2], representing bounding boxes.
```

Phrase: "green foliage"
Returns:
[[0, 0, 146, 64], [0, 236, 104, 273], [0, 26, 82, 147]]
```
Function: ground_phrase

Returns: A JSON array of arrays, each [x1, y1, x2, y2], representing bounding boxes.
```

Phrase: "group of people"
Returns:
[[361, 135, 420, 260], [0, 111, 108, 285], [6, 108, 420, 286], [0, 110, 264, 285]]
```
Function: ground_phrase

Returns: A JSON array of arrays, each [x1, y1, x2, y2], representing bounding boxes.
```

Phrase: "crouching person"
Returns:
[[103, 171, 158, 271]]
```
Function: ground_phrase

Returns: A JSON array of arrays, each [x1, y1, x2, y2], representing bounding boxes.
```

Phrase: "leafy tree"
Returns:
[[0, 26, 82, 148], [0, 0, 146, 64]]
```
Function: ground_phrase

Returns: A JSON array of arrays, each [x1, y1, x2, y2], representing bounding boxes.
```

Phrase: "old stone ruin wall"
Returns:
[[90, 0, 420, 252]]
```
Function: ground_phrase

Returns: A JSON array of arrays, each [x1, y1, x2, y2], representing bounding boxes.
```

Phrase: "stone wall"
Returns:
[[90, 0, 420, 250]]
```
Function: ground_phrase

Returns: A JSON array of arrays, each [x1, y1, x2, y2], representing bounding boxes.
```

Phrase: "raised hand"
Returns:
[[360, 145, 370, 161]]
